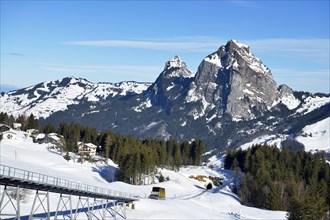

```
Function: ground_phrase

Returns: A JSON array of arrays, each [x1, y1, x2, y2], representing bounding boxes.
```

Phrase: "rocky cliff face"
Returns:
[[186, 40, 279, 120], [146, 56, 193, 110]]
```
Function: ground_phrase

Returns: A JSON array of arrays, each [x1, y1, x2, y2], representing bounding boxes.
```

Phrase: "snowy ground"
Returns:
[[240, 116, 330, 153], [296, 117, 330, 153], [0, 130, 287, 219]]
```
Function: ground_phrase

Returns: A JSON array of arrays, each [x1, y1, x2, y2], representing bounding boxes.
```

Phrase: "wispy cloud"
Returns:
[[245, 38, 330, 61], [1, 52, 24, 56], [272, 68, 329, 78], [64, 37, 330, 66], [272, 68, 329, 93], [64, 37, 329, 55], [10, 53, 24, 56], [63, 36, 222, 52]]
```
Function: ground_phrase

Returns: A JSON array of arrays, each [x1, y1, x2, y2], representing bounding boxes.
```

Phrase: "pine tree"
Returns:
[[166, 140, 174, 166], [0, 112, 8, 123], [173, 142, 182, 170], [8, 115, 15, 127], [239, 175, 249, 205], [190, 140, 198, 165], [181, 141, 190, 165], [196, 139, 204, 165], [287, 196, 303, 220], [105, 135, 112, 160], [26, 113, 38, 129], [132, 151, 141, 184], [43, 123, 56, 133], [266, 183, 283, 210]]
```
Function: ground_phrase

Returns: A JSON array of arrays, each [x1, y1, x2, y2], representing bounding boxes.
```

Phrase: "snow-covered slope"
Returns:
[[296, 95, 330, 115], [240, 134, 285, 150], [0, 130, 286, 219], [0, 77, 150, 119], [239, 116, 330, 153], [296, 117, 330, 152]]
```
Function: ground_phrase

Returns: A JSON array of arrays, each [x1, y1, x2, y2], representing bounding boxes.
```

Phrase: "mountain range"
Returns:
[[1, 40, 329, 152]]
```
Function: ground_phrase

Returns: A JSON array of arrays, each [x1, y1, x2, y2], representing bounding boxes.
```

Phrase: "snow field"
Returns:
[[0, 130, 286, 219]]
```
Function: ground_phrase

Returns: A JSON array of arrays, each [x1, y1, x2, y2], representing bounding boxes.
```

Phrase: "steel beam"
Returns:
[[54, 194, 72, 220], [1, 165, 136, 219], [29, 190, 50, 220], [0, 185, 20, 220]]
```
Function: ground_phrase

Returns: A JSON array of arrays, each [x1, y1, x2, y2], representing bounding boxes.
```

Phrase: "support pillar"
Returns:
[[29, 190, 50, 220], [115, 202, 126, 219], [74, 196, 92, 220], [104, 200, 117, 220], [54, 194, 72, 220], [88, 198, 107, 220], [0, 186, 20, 220]]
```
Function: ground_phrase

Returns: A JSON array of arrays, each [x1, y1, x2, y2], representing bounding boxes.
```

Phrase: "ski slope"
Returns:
[[0, 130, 287, 219], [296, 117, 330, 152]]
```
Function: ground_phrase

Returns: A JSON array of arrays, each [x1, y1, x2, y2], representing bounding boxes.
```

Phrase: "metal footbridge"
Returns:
[[0, 164, 139, 219]]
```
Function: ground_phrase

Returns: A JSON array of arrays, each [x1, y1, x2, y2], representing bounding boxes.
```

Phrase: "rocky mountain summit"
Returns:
[[187, 39, 281, 120], [146, 55, 193, 110], [1, 40, 329, 151]]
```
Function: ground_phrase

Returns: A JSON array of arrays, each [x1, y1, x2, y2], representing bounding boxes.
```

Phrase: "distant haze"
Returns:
[[0, 84, 18, 93]]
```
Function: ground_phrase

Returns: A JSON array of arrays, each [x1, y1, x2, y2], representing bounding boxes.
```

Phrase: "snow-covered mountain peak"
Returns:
[[188, 40, 280, 121], [161, 55, 192, 79], [221, 39, 251, 57], [228, 39, 250, 50], [57, 76, 91, 87], [164, 55, 186, 70], [223, 40, 271, 76], [0, 77, 150, 119], [275, 84, 301, 110]]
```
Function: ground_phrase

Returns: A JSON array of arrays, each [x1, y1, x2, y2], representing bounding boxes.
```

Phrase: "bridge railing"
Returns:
[[0, 164, 138, 201]]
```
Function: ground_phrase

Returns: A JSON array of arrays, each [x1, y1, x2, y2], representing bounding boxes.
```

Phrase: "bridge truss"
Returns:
[[0, 165, 138, 220]]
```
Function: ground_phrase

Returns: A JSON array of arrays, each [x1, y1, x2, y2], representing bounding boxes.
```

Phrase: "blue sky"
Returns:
[[1, 0, 329, 93]]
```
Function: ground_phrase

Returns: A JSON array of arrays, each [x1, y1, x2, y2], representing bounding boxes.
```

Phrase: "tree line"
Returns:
[[0, 112, 204, 184], [56, 123, 204, 184], [225, 144, 330, 219], [99, 132, 204, 184], [0, 112, 38, 130]]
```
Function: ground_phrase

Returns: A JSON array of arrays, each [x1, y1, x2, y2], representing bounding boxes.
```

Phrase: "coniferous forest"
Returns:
[[56, 122, 204, 184], [225, 144, 330, 219]]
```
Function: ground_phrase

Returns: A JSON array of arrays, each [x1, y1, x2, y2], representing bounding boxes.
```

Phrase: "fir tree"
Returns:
[[105, 135, 112, 160], [26, 113, 38, 129]]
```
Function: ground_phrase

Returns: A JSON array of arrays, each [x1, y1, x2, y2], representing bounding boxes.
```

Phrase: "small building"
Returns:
[[35, 133, 65, 150], [35, 133, 46, 143], [149, 187, 166, 200], [26, 129, 39, 138], [77, 142, 97, 157], [47, 133, 61, 143], [0, 124, 11, 132], [13, 123, 22, 131], [46, 133, 65, 149]]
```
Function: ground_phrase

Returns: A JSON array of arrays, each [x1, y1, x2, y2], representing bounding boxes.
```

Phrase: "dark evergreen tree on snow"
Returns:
[[224, 144, 330, 219]]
